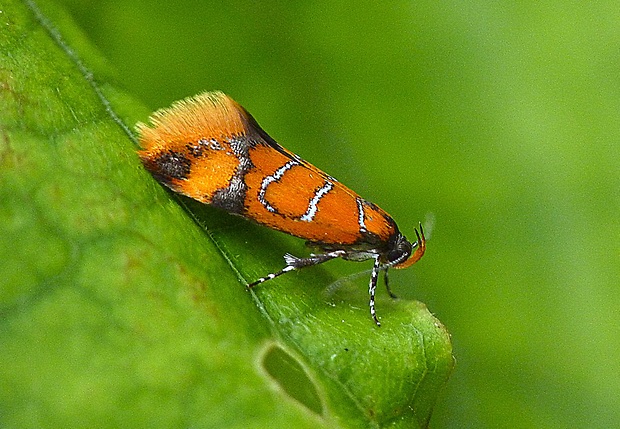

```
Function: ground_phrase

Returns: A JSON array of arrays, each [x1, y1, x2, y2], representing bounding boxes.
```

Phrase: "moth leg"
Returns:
[[368, 255, 382, 326], [248, 250, 346, 288], [384, 268, 398, 299]]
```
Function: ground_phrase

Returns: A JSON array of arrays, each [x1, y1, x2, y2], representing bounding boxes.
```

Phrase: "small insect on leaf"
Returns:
[[137, 91, 426, 326]]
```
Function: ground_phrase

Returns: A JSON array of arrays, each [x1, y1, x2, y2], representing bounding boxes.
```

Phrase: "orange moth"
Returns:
[[137, 91, 425, 326]]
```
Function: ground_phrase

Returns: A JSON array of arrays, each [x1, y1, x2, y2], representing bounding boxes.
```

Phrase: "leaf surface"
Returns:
[[0, 1, 454, 427]]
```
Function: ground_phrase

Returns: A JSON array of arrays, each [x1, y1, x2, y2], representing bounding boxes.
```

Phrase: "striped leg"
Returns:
[[248, 250, 346, 288], [368, 255, 382, 326]]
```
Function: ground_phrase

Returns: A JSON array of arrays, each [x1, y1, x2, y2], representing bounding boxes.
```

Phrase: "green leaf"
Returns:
[[0, 0, 454, 428]]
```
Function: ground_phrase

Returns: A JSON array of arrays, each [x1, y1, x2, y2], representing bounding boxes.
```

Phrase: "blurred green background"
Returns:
[[57, 1, 619, 427]]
